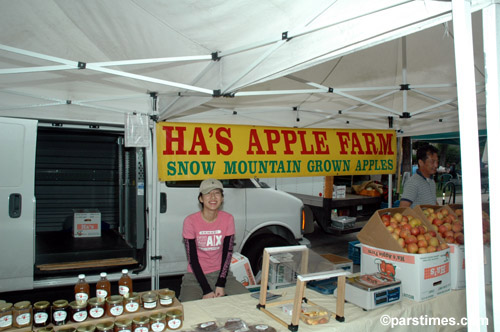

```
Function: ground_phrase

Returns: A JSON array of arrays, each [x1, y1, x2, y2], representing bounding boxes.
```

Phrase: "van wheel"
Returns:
[[242, 235, 290, 277]]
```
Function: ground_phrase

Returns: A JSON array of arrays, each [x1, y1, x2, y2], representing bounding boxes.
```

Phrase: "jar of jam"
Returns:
[[12, 301, 32, 328], [158, 290, 175, 307], [87, 297, 105, 319], [33, 300, 50, 327], [52, 299, 69, 325], [141, 292, 157, 310], [123, 293, 140, 313], [0, 302, 12, 331], [149, 313, 166, 332], [132, 316, 149, 332], [70, 300, 88, 322], [77, 324, 96, 332], [105, 295, 124, 317], [96, 321, 115, 332], [166, 310, 183, 330], [114, 319, 132, 332]]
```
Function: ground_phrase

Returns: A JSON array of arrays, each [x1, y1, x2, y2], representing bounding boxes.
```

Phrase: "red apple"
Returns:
[[427, 245, 437, 253], [429, 237, 439, 247], [417, 239, 428, 248], [397, 238, 405, 248], [399, 229, 411, 239], [405, 235, 417, 244], [407, 243, 419, 253], [418, 247, 428, 254], [410, 227, 420, 236]]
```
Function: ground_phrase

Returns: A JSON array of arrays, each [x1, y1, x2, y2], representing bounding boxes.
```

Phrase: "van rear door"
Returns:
[[0, 117, 37, 291]]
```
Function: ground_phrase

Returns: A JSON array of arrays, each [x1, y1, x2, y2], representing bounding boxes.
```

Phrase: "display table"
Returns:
[[181, 286, 493, 332]]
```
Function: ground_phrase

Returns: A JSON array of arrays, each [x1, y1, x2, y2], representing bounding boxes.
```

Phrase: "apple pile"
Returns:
[[421, 207, 464, 245], [381, 212, 448, 254], [454, 208, 491, 245]]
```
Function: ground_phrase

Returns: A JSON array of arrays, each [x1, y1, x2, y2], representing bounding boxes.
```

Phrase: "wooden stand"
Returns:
[[257, 246, 349, 331]]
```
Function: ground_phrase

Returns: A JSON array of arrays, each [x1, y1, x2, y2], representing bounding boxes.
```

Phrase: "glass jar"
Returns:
[[70, 300, 88, 322], [58, 328, 76, 332], [96, 321, 114, 332], [33, 300, 50, 327], [114, 319, 132, 332], [149, 313, 166, 332], [158, 290, 175, 307], [77, 324, 96, 332], [141, 292, 157, 310], [52, 299, 69, 326], [106, 295, 124, 317], [166, 310, 183, 330], [123, 293, 140, 313], [132, 316, 150, 332], [87, 297, 105, 319], [0, 302, 13, 331], [12, 301, 32, 328]]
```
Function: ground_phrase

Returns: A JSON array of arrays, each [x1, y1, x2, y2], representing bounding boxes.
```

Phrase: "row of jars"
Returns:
[[35, 311, 183, 332], [0, 290, 176, 331]]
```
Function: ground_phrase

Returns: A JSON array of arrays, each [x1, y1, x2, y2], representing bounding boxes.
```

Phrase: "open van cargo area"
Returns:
[[33, 126, 146, 279]]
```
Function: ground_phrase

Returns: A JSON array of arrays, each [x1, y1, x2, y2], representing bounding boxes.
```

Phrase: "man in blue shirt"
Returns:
[[400, 145, 440, 208]]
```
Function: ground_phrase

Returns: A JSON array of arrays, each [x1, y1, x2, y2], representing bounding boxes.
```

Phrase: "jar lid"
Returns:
[[141, 291, 158, 302], [76, 325, 96, 332], [126, 292, 139, 301], [38, 327, 55, 332], [0, 302, 12, 311], [96, 321, 114, 331], [34, 300, 50, 309], [150, 313, 166, 321], [53, 299, 69, 308], [69, 300, 87, 309], [87, 297, 101, 306], [114, 319, 132, 328], [14, 301, 31, 309], [158, 289, 175, 299], [58, 328, 76, 332], [166, 309, 183, 318], [105, 295, 123, 304], [132, 316, 150, 324]]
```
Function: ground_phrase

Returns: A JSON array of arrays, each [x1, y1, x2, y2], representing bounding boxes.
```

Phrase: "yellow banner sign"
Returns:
[[156, 122, 396, 181]]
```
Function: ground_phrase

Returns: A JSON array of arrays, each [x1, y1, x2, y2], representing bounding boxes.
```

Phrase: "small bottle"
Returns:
[[75, 274, 90, 305], [118, 269, 133, 298], [96, 272, 111, 303]]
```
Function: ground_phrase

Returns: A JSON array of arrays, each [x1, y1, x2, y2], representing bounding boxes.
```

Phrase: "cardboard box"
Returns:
[[357, 208, 451, 301], [73, 209, 101, 237], [230, 252, 256, 288], [268, 253, 297, 289], [333, 185, 346, 199], [360, 244, 451, 301], [320, 254, 353, 273], [449, 243, 491, 289]]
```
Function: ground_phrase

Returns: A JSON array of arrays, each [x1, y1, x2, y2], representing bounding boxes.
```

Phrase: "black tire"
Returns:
[[242, 234, 290, 276]]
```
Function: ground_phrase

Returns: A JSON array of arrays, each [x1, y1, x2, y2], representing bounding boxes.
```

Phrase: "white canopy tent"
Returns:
[[0, 1, 497, 330]]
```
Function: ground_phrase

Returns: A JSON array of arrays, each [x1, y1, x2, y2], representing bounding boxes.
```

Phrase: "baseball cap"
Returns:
[[199, 178, 223, 195]]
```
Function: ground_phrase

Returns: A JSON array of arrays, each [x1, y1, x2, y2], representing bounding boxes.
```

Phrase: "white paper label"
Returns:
[[96, 289, 108, 301], [16, 313, 31, 325], [168, 318, 181, 329], [119, 286, 130, 296], [151, 322, 166, 332], [0, 315, 12, 327], [75, 292, 89, 302], [34, 312, 48, 324], [160, 298, 172, 305], [143, 301, 156, 309], [53, 310, 67, 322], [110, 305, 124, 316], [73, 311, 88, 322], [125, 302, 139, 312], [134, 328, 148, 332], [89, 307, 104, 318]]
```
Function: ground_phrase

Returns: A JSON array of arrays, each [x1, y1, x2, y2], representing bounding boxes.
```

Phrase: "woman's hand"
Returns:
[[202, 291, 216, 299], [214, 286, 225, 297]]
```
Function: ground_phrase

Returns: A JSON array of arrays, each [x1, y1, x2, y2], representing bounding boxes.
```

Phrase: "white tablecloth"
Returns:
[[180, 286, 493, 332]]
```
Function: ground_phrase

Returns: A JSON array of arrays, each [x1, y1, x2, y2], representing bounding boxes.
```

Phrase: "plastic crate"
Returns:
[[348, 240, 361, 265]]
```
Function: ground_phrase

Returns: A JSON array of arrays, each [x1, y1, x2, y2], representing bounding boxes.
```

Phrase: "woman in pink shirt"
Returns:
[[180, 178, 249, 301]]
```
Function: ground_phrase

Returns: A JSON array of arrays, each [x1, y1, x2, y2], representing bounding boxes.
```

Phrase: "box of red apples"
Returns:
[[358, 207, 451, 302]]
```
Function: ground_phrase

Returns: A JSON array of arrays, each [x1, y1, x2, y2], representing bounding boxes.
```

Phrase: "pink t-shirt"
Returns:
[[182, 210, 235, 274]]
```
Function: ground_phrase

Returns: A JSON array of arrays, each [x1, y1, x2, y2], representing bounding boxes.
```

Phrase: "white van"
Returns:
[[0, 117, 309, 292]]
